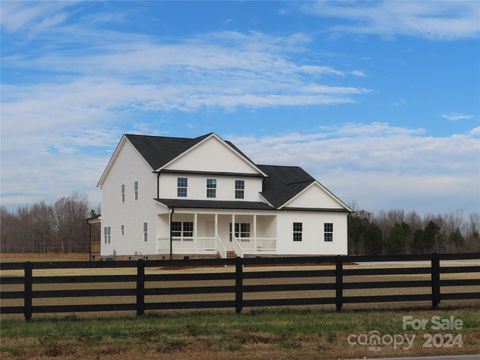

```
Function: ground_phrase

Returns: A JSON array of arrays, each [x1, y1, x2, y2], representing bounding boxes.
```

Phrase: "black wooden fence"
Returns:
[[1, 253, 479, 319]]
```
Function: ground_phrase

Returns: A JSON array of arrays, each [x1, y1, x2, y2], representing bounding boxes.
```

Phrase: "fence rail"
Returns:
[[0, 253, 479, 319]]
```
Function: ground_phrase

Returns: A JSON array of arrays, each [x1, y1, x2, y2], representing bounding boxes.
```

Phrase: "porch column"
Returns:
[[194, 213, 198, 251], [232, 214, 235, 241], [253, 214, 257, 251], [214, 214, 218, 238]]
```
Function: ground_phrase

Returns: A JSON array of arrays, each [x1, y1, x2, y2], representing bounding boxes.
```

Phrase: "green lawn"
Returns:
[[1, 307, 480, 359]]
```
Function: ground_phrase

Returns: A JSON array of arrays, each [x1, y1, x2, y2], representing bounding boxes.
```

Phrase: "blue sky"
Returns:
[[1, 1, 479, 214]]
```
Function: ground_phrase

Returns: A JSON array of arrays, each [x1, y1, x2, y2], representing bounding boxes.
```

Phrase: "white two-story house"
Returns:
[[97, 133, 352, 258]]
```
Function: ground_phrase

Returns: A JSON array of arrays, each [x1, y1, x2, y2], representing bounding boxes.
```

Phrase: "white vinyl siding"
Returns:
[[100, 139, 160, 257], [158, 174, 263, 202]]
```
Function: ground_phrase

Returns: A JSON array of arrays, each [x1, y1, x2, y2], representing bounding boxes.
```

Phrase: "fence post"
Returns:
[[136, 259, 145, 316], [24, 261, 32, 320], [431, 253, 440, 309], [335, 255, 343, 312], [235, 257, 243, 314]]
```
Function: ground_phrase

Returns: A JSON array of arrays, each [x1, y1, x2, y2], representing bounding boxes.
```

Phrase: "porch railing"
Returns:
[[256, 237, 276, 251], [231, 237, 277, 254], [215, 235, 227, 259], [196, 236, 216, 251], [158, 236, 276, 257], [232, 236, 244, 258]]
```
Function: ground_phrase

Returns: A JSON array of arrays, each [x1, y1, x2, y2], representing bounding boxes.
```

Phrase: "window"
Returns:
[[177, 177, 188, 197], [182, 222, 193, 239], [121, 184, 126, 203], [171, 222, 182, 238], [235, 180, 245, 199], [240, 223, 250, 239], [121, 225, 125, 236], [143, 222, 148, 242], [134, 181, 139, 200], [324, 223, 333, 242], [104, 226, 111, 244], [293, 222, 302, 241], [229, 222, 250, 241], [171, 221, 193, 240], [206, 178, 216, 198]]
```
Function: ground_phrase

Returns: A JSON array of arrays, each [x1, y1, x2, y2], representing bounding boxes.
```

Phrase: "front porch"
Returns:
[[157, 212, 277, 258]]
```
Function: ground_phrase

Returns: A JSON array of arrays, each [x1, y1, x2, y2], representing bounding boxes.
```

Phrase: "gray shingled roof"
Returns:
[[125, 133, 211, 170], [257, 165, 315, 208], [155, 198, 274, 210], [125, 133, 317, 209]]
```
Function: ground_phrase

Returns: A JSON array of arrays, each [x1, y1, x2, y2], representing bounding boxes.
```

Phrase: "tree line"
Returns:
[[0, 193, 93, 253], [348, 209, 480, 255], [1, 194, 479, 255]]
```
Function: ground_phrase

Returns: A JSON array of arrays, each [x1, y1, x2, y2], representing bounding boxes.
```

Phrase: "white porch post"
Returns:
[[214, 214, 218, 237], [253, 214, 257, 251], [232, 214, 235, 240], [155, 215, 158, 254], [194, 213, 198, 251]]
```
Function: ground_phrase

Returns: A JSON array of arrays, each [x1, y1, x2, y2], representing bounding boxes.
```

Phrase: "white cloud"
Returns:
[[1, 22, 370, 208], [5, 30, 362, 79], [228, 123, 480, 213], [0, 127, 120, 208], [305, 1, 480, 40], [2, 2, 476, 214], [0, 1, 76, 34], [2, 29, 370, 138], [441, 113, 475, 121], [2, 118, 479, 213], [350, 70, 366, 77]]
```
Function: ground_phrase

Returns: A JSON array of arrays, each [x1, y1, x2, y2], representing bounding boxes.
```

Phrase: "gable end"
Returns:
[[160, 133, 268, 176], [279, 181, 352, 211]]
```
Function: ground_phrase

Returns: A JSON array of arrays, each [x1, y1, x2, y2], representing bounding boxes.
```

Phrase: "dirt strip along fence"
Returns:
[[0, 253, 479, 319]]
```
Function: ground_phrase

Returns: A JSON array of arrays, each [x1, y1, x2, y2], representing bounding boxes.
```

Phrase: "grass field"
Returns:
[[1, 253, 479, 359], [0, 253, 89, 262], [1, 307, 479, 359]]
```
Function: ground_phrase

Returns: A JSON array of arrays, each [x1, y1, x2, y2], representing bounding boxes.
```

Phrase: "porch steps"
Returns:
[[226, 251, 236, 258]]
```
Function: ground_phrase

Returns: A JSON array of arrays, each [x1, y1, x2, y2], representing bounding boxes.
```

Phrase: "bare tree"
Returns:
[[30, 202, 55, 253], [54, 193, 89, 253]]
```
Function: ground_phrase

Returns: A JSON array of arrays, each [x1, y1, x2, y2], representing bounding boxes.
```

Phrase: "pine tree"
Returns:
[[385, 222, 412, 255], [423, 220, 440, 253]]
